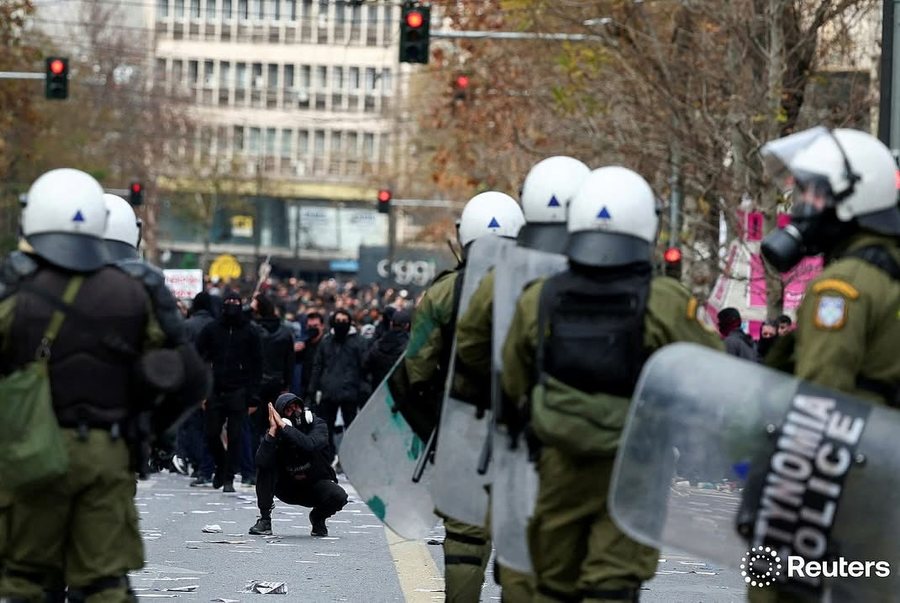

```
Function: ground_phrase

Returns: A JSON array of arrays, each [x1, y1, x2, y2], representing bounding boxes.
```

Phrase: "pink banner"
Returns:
[[747, 253, 822, 309]]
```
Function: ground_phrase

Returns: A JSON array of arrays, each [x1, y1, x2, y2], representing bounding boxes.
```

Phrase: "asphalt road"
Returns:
[[131, 471, 746, 602]]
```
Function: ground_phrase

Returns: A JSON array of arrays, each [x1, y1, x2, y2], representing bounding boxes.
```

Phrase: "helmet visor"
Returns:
[[26, 232, 110, 271], [760, 126, 832, 193]]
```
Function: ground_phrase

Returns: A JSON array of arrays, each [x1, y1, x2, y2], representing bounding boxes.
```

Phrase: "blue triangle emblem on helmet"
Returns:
[[597, 206, 611, 220], [547, 195, 560, 208], [72, 210, 85, 223], [487, 217, 500, 229]]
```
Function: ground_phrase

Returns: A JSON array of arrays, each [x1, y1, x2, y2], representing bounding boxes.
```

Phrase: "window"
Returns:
[[267, 64, 278, 89], [172, 60, 183, 83], [236, 62, 247, 88], [265, 128, 276, 155], [256, 0, 264, 19], [300, 65, 311, 89], [190, 0, 199, 18], [381, 68, 392, 95], [233, 126, 245, 152], [314, 130, 325, 157], [206, 0, 216, 19], [280, 129, 292, 158], [351, 3, 361, 24], [284, 65, 294, 89], [174, 0, 184, 17], [252, 63, 263, 88], [238, 0, 248, 19], [349, 67, 360, 90], [288, 0, 296, 20], [218, 126, 228, 153], [363, 133, 375, 160], [249, 127, 261, 154], [346, 132, 358, 156], [222, 0, 232, 19], [155, 58, 167, 82], [188, 60, 199, 85], [335, 2, 345, 24], [315, 65, 327, 89], [331, 131, 342, 154], [220, 61, 231, 87], [333, 66, 344, 91], [204, 60, 214, 86], [297, 130, 309, 155], [270, 0, 279, 20], [365, 67, 376, 92], [157, 0, 168, 19]]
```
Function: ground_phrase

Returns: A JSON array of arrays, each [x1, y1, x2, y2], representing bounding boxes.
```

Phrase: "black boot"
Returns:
[[249, 517, 272, 535], [309, 511, 328, 537]]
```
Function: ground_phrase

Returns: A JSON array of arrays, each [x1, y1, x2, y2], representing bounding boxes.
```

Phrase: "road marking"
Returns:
[[386, 527, 444, 602]]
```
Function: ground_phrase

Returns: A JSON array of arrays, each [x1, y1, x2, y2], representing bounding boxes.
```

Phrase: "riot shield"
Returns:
[[430, 235, 515, 527], [340, 357, 437, 540], [610, 343, 900, 600], [489, 245, 567, 573]]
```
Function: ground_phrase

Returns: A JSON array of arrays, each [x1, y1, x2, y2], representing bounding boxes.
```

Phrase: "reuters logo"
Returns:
[[741, 546, 783, 588]]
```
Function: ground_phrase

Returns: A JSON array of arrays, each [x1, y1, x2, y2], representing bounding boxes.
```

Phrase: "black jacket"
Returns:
[[307, 331, 368, 406], [255, 405, 335, 484], [363, 329, 408, 387], [254, 317, 295, 391], [723, 330, 759, 362], [184, 310, 215, 345], [196, 315, 263, 398]]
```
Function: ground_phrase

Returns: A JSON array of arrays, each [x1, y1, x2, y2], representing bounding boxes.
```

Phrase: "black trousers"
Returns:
[[256, 468, 348, 521], [319, 399, 359, 455], [205, 389, 248, 482]]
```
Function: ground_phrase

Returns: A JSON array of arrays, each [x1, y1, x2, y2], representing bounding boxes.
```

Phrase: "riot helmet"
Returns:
[[22, 168, 110, 271], [103, 194, 141, 261], [565, 166, 658, 267], [518, 156, 590, 253], [761, 127, 900, 272], [457, 191, 525, 248]]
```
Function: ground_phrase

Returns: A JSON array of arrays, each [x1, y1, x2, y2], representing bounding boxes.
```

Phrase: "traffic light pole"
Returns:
[[0, 72, 45, 79]]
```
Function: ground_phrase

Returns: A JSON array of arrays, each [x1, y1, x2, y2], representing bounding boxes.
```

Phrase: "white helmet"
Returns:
[[103, 194, 141, 261], [458, 191, 525, 247], [518, 156, 590, 252], [762, 126, 900, 235], [566, 166, 658, 267], [23, 168, 109, 271]]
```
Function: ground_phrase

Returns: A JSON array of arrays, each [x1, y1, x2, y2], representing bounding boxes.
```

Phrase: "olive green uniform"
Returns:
[[456, 269, 533, 602], [0, 267, 168, 603], [753, 233, 900, 603], [404, 269, 492, 603], [502, 276, 722, 602]]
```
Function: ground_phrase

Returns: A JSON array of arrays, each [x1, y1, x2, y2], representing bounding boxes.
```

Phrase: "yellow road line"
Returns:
[[386, 527, 444, 602]]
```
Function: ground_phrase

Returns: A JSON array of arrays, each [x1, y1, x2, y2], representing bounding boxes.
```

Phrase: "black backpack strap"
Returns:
[[845, 245, 900, 280], [533, 275, 560, 386]]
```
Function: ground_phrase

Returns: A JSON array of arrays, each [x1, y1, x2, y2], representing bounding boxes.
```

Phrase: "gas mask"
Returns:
[[760, 128, 861, 273]]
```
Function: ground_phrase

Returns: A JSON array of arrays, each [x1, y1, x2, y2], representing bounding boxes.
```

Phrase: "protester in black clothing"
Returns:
[[253, 294, 295, 405], [756, 319, 779, 360], [297, 311, 325, 395], [195, 291, 263, 492], [717, 307, 758, 362], [372, 306, 396, 341], [174, 291, 218, 478], [307, 310, 369, 453], [364, 309, 410, 387], [248, 393, 348, 537]]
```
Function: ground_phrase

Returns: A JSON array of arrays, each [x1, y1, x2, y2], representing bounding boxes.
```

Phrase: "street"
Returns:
[[132, 472, 746, 602]]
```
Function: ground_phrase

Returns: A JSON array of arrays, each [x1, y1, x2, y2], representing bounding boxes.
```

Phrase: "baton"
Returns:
[[412, 428, 436, 483]]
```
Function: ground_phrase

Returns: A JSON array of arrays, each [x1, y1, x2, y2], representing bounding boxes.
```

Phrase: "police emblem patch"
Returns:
[[814, 295, 846, 330]]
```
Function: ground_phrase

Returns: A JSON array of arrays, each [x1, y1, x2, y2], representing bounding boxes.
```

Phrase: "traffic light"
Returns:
[[663, 246, 682, 278], [399, 4, 430, 64], [129, 181, 144, 206], [45, 57, 69, 100], [453, 74, 470, 101], [377, 189, 392, 214]]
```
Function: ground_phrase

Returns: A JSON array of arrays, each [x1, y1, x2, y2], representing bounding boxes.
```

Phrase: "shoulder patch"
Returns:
[[814, 295, 847, 330], [811, 279, 859, 300], [686, 297, 698, 320]]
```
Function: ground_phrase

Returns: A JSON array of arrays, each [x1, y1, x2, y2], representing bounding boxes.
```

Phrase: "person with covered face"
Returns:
[[248, 393, 347, 538], [195, 291, 263, 492]]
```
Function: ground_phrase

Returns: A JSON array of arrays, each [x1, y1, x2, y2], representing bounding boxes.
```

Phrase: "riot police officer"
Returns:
[[0, 169, 208, 603], [454, 156, 590, 602], [756, 128, 900, 601], [501, 167, 722, 602], [394, 191, 524, 603], [102, 194, 142, 262]]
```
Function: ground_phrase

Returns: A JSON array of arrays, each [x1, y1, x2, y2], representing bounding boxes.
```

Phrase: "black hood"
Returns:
[[275, 392, 303, 416], [257, 316, 282, 333]]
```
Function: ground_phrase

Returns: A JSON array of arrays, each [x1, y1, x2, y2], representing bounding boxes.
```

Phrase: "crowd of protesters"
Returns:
[[169, 275, 415, 487]]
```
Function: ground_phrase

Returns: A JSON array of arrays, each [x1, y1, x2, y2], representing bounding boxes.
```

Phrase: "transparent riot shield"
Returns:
[[340, 357, 437, 539], [430, 235, 516, 527], [610, 343, 900, 600], [489, 245, 567, 573]]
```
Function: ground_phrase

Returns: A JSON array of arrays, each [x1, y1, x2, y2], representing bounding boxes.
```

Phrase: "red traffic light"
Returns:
[[131, 182, 142, 193], [377, 189, 392, 203], [455, 75, 470, 89], [405, 10, 424, 28], [49, 59, 65, 75], [664, 247, 682, 263]]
